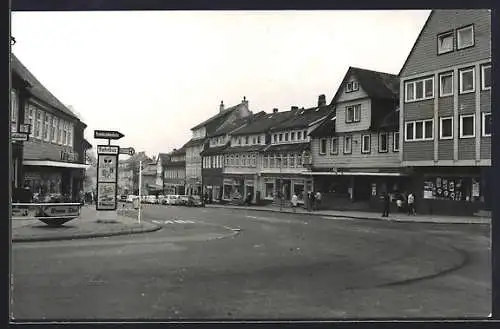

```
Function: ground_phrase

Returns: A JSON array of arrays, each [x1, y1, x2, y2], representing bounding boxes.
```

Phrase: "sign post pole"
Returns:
[[138, 160, 142, 224]]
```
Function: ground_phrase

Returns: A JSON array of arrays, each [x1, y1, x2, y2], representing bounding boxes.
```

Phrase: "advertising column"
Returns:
[[96, 145, 119, 220]]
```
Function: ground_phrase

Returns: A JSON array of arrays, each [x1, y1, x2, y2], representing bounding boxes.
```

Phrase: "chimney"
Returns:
[[242, 96, 248, 110], [273, 108, 278, 113], [318, 94, 326, 107], [291, 106, 299, 112], [219, 100, 225, 112]]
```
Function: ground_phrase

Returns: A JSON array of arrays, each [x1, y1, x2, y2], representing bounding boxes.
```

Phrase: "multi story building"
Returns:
[[261, 96, 332, 205], [184, 97, 251, 196], [140, 161, 157, 196], [117, 151, 151, 195], [163, 147, 186, 195], [11, 54, 91, 201], [399, 9, 491, 215], [201, 112, 266, 202], [309, 67, 403, 211]]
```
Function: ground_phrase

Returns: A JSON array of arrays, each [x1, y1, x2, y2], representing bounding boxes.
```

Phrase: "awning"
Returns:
[[23, 160, 89, 169], [306, 171, 408, 177]]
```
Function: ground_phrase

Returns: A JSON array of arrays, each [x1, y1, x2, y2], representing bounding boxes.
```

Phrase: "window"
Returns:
[[285, 132, 289, 141], [265, 183, 274, 199], [459, 114, 475, 138], [405, 77, 434, 102], [43, 113, 51, 141], [482, 113, 491, 137], [245, 136, 249, 144], [481, 64, 491, 90], [345, 81, 359, 93], [345, 104, 361, 123], [459, 68, 475, 93], [361, 134, 371, 153], [238, 137, 241, 145], [319, 138, 327, 155], [35, 110, 42, 139], [344, 135, 352, 154], [273, 134, 278, 143], [279, 133, 283, 142], [257, 135, 261, 144], [303, 130, 308, 139], [457, 25, 474, 50], [291, 132, 295, 141], [263, 155, 268, 168], [235, 154, 240, 166], [439, 117, 453, 139], [405, 120, 434, 141], [393, 132, 400, 152], [330, 137, 338, 154], [58, 119, 64, 144], [297, 131, 302, 140], [439, 72, 453, 97], [289, 153, 295, 167], [437, 31, 454, 54], [379, 133, 388, 152], [26, 105, 34, 137], [252, 154, 256, 166]]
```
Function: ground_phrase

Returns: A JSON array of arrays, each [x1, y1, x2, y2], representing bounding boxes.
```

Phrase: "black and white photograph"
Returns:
[[10, 8, 492, 321]]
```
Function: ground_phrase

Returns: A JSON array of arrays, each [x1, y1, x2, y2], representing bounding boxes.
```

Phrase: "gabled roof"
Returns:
[[377, 108, 400, 130], [171, 147, 186, 156], [230, 110, 297, 136], [191, 101, 246, 131], [208, 111, 267, 138], [269, 105, 333, 132], [331, 67, 399, 105], [158, 153, 170, 164], [11, 54, 81, 121], [398, 11, 434, 77], [308, 109, 337, 138], [182, 138, 205, 148]]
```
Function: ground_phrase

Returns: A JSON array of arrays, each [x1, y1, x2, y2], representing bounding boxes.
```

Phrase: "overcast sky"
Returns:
[[11, 10, 430, 158]]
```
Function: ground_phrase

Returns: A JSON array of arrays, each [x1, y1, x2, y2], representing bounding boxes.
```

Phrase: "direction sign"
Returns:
[[97, 145, 119, 155], [119, 147, 135, 156], [94, 130, 125, 140], [19, 124, 31, 134], [12, 132, 29, 142]]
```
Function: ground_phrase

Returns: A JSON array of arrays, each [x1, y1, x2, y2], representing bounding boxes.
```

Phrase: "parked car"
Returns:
[[187, 195, 203, 207], [157, 195, 166, 204], [179, 195, 190, 206], [120, 195, 127, 202], [163, 195, 179, 205], [145, 195, 157, 204], [126, 195, 137, 203]]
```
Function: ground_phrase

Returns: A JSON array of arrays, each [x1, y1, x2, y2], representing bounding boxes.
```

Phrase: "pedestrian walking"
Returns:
[[407, 192, 416, 215], [309, 191, 316, 211], [381, 192, 390, 217], [315, 191, 322, 210], [291, 193, 298, 212]]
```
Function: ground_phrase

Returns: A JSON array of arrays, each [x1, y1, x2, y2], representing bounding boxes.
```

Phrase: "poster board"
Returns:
[[96, 145, 119, 211]]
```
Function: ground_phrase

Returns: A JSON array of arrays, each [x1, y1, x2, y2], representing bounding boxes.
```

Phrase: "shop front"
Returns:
[[202, 169, 223, 203], [222, 174, 256, 203], [260, 174, 313, 205], [408, 166, 491, 216]]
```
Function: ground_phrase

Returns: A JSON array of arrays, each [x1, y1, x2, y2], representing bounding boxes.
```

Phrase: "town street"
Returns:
[[11, 206, 490, 320]]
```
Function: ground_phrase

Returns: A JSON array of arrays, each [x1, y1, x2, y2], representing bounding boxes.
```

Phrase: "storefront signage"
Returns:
[[41, 205, 80, 217], [60, 150, 78, 162]]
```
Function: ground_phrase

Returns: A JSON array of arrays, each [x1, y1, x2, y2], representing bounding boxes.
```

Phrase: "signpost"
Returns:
[[119, 147, 135, 156], [12, 132, 29, 142]]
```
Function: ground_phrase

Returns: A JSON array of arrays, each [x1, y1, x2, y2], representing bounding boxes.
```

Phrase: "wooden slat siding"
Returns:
[[336, 98, 371, 133], [23, 139, 69, 161], [480, 91, 491, 112], [480, 138, 491, 159], [438, 96, 454, 116], [404, 99, 434, 121], [400, 10, 491, 77], [458, 139, 475, 160], [458, 93, 476, 115], [438, 140, 454, 160], [336, 73, 369, 103], [311, 131, 399, 168], [403, 141, 434, 161]]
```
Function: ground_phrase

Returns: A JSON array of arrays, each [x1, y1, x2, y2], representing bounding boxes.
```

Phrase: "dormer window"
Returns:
[[457, 25, 474, 50], [297, 131, 302, 140], [345, 81, 359, 93], [245, 136, 249, 144], [437, 31, 454, 54]]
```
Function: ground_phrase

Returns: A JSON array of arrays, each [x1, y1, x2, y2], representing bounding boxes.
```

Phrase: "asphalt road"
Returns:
[[11, 204, 491, 320]]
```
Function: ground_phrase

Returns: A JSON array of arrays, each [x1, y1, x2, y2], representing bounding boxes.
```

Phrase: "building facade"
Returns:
[[185, 98, 251, 196], [11, 54, 91, 202], [399, 9, 491, 215], [163, 147, 186, 195], [309, 67, 405, 211]]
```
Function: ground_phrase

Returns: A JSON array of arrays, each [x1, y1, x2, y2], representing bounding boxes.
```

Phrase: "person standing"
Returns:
[[309, 191, 316, 211], [382, 192, 390, 217], [407, 192, 415, 215], [315, 191, 322, 210], [291, 193, 298, 212]]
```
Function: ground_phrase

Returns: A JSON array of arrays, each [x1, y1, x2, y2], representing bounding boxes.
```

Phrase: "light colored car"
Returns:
[[179, 195, 190, 206], [146, 195, 157, 204], [188, 195, 203, 207], [126, 195, 138, 203], [166, 195, 181, 205], [157, 195, 166, 204]]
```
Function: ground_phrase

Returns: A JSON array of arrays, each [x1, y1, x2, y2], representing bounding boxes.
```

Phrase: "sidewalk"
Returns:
[[205, 204, 491, 224], [11, 205, 161, 243]]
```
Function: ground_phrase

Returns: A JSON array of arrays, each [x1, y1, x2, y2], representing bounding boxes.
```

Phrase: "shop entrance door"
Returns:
[[245, 185, 254, 203], [282, 179, 291, 200]]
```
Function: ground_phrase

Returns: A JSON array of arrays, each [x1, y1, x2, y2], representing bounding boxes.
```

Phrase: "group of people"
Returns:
[[381, 191, 416, 217], [289, 190, 322, 212]]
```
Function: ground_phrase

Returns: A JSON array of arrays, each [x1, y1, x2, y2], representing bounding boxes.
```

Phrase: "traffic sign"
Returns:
[[18, 124, 31, 134], [94, 130, 125, 140], [119, 147, 135, 156], [12, 132, 29, 142]]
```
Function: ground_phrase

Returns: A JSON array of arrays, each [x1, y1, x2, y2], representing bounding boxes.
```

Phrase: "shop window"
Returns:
[[393, 132, 400, 152], [319, 138, 327, 155], [457, 25, 474, 50], [423, 177, 479, 201], [439, 72, 453, 97], [361, 134, 371, 153], [459, 68, 475, 94], [223, 185, 232, 200], [437, 30, 454, 54], [439, 117, 453, 139], [265, 183, 274, 199], [481, 64, 491, 90], [460, 114, 475, 138], [294, 183, 305, 201], [482, 113, 491, 137]]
